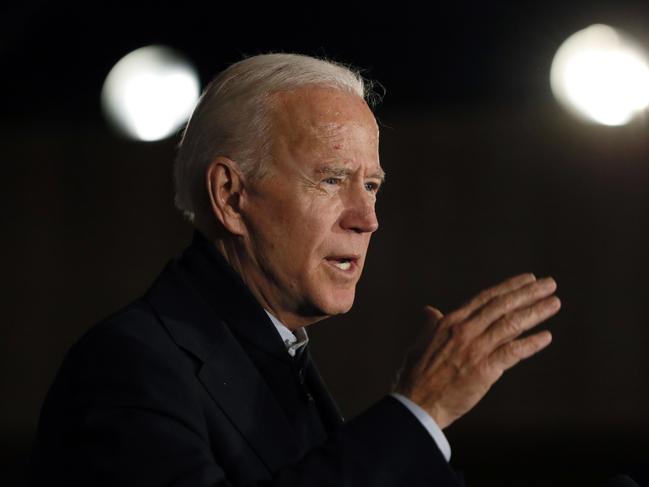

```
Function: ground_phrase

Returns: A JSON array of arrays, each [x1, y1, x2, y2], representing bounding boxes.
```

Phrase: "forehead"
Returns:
[[268, 86, 379, 152]]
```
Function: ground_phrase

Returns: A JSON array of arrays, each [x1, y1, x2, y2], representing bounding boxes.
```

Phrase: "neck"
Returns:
[[211, 235, 324, 330]]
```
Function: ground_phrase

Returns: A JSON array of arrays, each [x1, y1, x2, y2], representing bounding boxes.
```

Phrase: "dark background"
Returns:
[[2, 1, 649, 485]]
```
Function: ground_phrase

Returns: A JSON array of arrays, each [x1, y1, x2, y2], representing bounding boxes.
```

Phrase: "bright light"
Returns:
[[550, 24, 649, 126], [101, 45, 200, 141]]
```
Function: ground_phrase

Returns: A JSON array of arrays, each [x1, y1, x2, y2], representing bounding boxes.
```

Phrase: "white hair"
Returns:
[[173, 52, 381, 226]]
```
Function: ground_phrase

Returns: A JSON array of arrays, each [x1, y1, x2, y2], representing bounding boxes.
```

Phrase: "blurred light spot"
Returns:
[[550, 24, 649, 126], [101, 45, 200, 141]]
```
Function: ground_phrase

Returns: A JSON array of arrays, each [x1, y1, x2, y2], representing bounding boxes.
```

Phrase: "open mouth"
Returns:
[[325, 255, 359, 272], [332, 259, 352, 270]]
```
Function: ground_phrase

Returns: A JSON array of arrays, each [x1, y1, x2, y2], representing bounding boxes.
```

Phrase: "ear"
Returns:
[[206, 156, 247, 236]]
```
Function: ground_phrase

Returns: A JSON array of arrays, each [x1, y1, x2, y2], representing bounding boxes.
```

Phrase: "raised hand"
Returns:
[[395, 273, 561, 429]]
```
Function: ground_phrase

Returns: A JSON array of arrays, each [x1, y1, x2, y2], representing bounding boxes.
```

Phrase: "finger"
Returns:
[[422, 305, 455, 356], [461, 277, 557, 338], [447, 273, 537, 323], [488, 330, 553, 375], [395, 306, 445, 393], [424, 305, 444, 324], [481, 296, 561, 351], [410, 306, 445, 360], [415, 306, 444, 343]]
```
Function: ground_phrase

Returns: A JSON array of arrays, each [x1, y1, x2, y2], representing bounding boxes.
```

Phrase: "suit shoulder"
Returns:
[[73, 300, 172, 357], [44, 298, 202, 419], [58, 300, 194, 389]]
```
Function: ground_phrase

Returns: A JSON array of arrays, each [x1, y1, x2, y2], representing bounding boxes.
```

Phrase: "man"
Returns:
[[29, 53, 560, 486]]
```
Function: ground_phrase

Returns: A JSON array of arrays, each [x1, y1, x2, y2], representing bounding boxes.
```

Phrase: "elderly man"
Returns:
[[30, 53, 560, 486]]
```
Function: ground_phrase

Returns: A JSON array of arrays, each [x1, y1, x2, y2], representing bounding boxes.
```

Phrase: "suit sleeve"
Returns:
[[29, 316, 463, 487]]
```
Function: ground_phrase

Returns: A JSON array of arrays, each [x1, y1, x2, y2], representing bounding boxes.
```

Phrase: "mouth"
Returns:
[[325, 255, 361, 273]]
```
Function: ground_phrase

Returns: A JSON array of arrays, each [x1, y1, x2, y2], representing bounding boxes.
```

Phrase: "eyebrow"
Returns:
[[315, 165, 386, 183]]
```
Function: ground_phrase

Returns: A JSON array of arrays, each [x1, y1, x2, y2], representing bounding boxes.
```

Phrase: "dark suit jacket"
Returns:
[[29, 231, 462, 486]]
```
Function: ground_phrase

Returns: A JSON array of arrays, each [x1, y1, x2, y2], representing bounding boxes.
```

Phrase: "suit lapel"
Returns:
[[198, 339, 305, 470], [144, 258, 304, 473], [304, 354, 345, 432]]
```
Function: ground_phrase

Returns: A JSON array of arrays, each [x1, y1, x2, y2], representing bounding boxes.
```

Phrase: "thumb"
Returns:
[[415, 305, 444, 348], [423, 305, 444, 324], [420, 305, 448, 354], [394, 305, 445, 394]]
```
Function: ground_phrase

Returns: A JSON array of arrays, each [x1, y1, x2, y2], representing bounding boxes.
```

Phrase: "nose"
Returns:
[[339, 186, 379, 234]]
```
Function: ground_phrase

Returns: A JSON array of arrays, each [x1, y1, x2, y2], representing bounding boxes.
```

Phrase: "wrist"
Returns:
[[427, 405, 453, 430], [404, 394, 453, 429]]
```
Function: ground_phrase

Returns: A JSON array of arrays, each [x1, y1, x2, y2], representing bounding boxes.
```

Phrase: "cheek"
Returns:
[[302, 198, 343, 247], [248, 189, 343, 267]]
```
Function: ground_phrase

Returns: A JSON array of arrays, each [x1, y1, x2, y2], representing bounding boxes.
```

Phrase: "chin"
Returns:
[[297, 282, 357, 321], [318, 288, 356, 316]]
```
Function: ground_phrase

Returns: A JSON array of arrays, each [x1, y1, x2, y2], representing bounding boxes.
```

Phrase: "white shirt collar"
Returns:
[[264, 310, 309, 357]]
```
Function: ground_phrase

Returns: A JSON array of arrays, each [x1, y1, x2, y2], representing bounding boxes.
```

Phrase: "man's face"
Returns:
[[238, 86, 383, 328]]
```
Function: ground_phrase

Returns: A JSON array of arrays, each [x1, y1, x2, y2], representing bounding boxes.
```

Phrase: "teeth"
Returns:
[[334, 260, 351, 270]]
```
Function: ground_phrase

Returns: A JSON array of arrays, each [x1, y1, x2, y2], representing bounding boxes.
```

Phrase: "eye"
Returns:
[[364, 181, 381, 193], [323, 177, 341, 185]]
